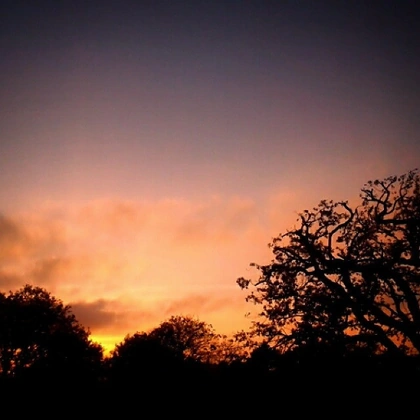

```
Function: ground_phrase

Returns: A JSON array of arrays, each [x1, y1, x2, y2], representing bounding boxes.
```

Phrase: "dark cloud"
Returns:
[[70, 299, 120, 331], [29, 257, 70, 285], [69, 293, 240, 336], [0, 214, 30, 261], [0, 214, 22, 240], [69, 299, 156, 335], [0, 257, 74, 292]]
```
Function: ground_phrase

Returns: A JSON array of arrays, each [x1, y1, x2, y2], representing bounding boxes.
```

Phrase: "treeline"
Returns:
[[1, 284, 418, 397]]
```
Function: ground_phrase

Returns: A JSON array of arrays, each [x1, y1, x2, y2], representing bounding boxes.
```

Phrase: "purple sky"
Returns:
[[1, 1, 419, 350]]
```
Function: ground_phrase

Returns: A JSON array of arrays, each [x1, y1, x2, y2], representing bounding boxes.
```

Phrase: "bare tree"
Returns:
[[238, 170, 420, 356]]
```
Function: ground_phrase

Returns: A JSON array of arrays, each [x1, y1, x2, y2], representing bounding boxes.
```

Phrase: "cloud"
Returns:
[[0, 196, 272, 299], [0, 194, 281, 343], [29, 256, 72, 285], [69, 290, 250, 341], [0, 214, 31, 261], [0, 214, 23, 241], [172, 196, 260, 246], [0, 268, 24, 290], [70, 299, 123, 331], [75, 199, 151, 237], [69, 298, 156, 334], [162, 294, 236, 318]]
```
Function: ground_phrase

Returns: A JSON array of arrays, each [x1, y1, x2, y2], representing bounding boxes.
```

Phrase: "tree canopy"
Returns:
[[149, 315, 222, 363], [237, 169, 420, 357], [149, 315, 247, 364], [109, 315, 241, 370], [0, 284, 103, 384]]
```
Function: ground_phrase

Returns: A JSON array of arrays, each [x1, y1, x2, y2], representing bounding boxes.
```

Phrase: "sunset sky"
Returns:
[[1, 1, 419, 351]]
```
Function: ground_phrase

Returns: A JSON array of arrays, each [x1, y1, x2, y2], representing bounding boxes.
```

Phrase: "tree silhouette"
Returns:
[[112, 331, 182, 367], [237, 170, 420, 357], [0, 285, 103, 386], [149, 315, 220, 363], [150, 315, 248, 365], [107, 331, 188, 394], [108, 315, 222, 382], [107, 315, 248, 394]]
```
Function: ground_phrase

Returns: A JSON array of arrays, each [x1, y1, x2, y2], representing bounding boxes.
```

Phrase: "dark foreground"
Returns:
[[2, 357, 419, 417]]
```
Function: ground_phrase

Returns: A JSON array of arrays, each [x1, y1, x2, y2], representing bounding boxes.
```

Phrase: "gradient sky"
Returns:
[[1, 1, 419, 351]]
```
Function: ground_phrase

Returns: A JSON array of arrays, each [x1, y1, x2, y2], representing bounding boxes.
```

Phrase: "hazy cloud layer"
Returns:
[[0, 195, 283, 341], [0, 182, 390, 345], [69, 291, 246, 338]]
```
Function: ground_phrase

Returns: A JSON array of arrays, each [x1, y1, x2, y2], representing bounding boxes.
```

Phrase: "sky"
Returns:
[[1, 1, 419, 352]]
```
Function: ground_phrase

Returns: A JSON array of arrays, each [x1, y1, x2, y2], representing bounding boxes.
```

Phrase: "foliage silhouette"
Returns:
[[0, 284, 103, 387], [149, 315, 219, 363], [238, 169, 420, 357], [107, 331, 187, 393], [106, 314, 251, 398], [149, 315, 246, 364]]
